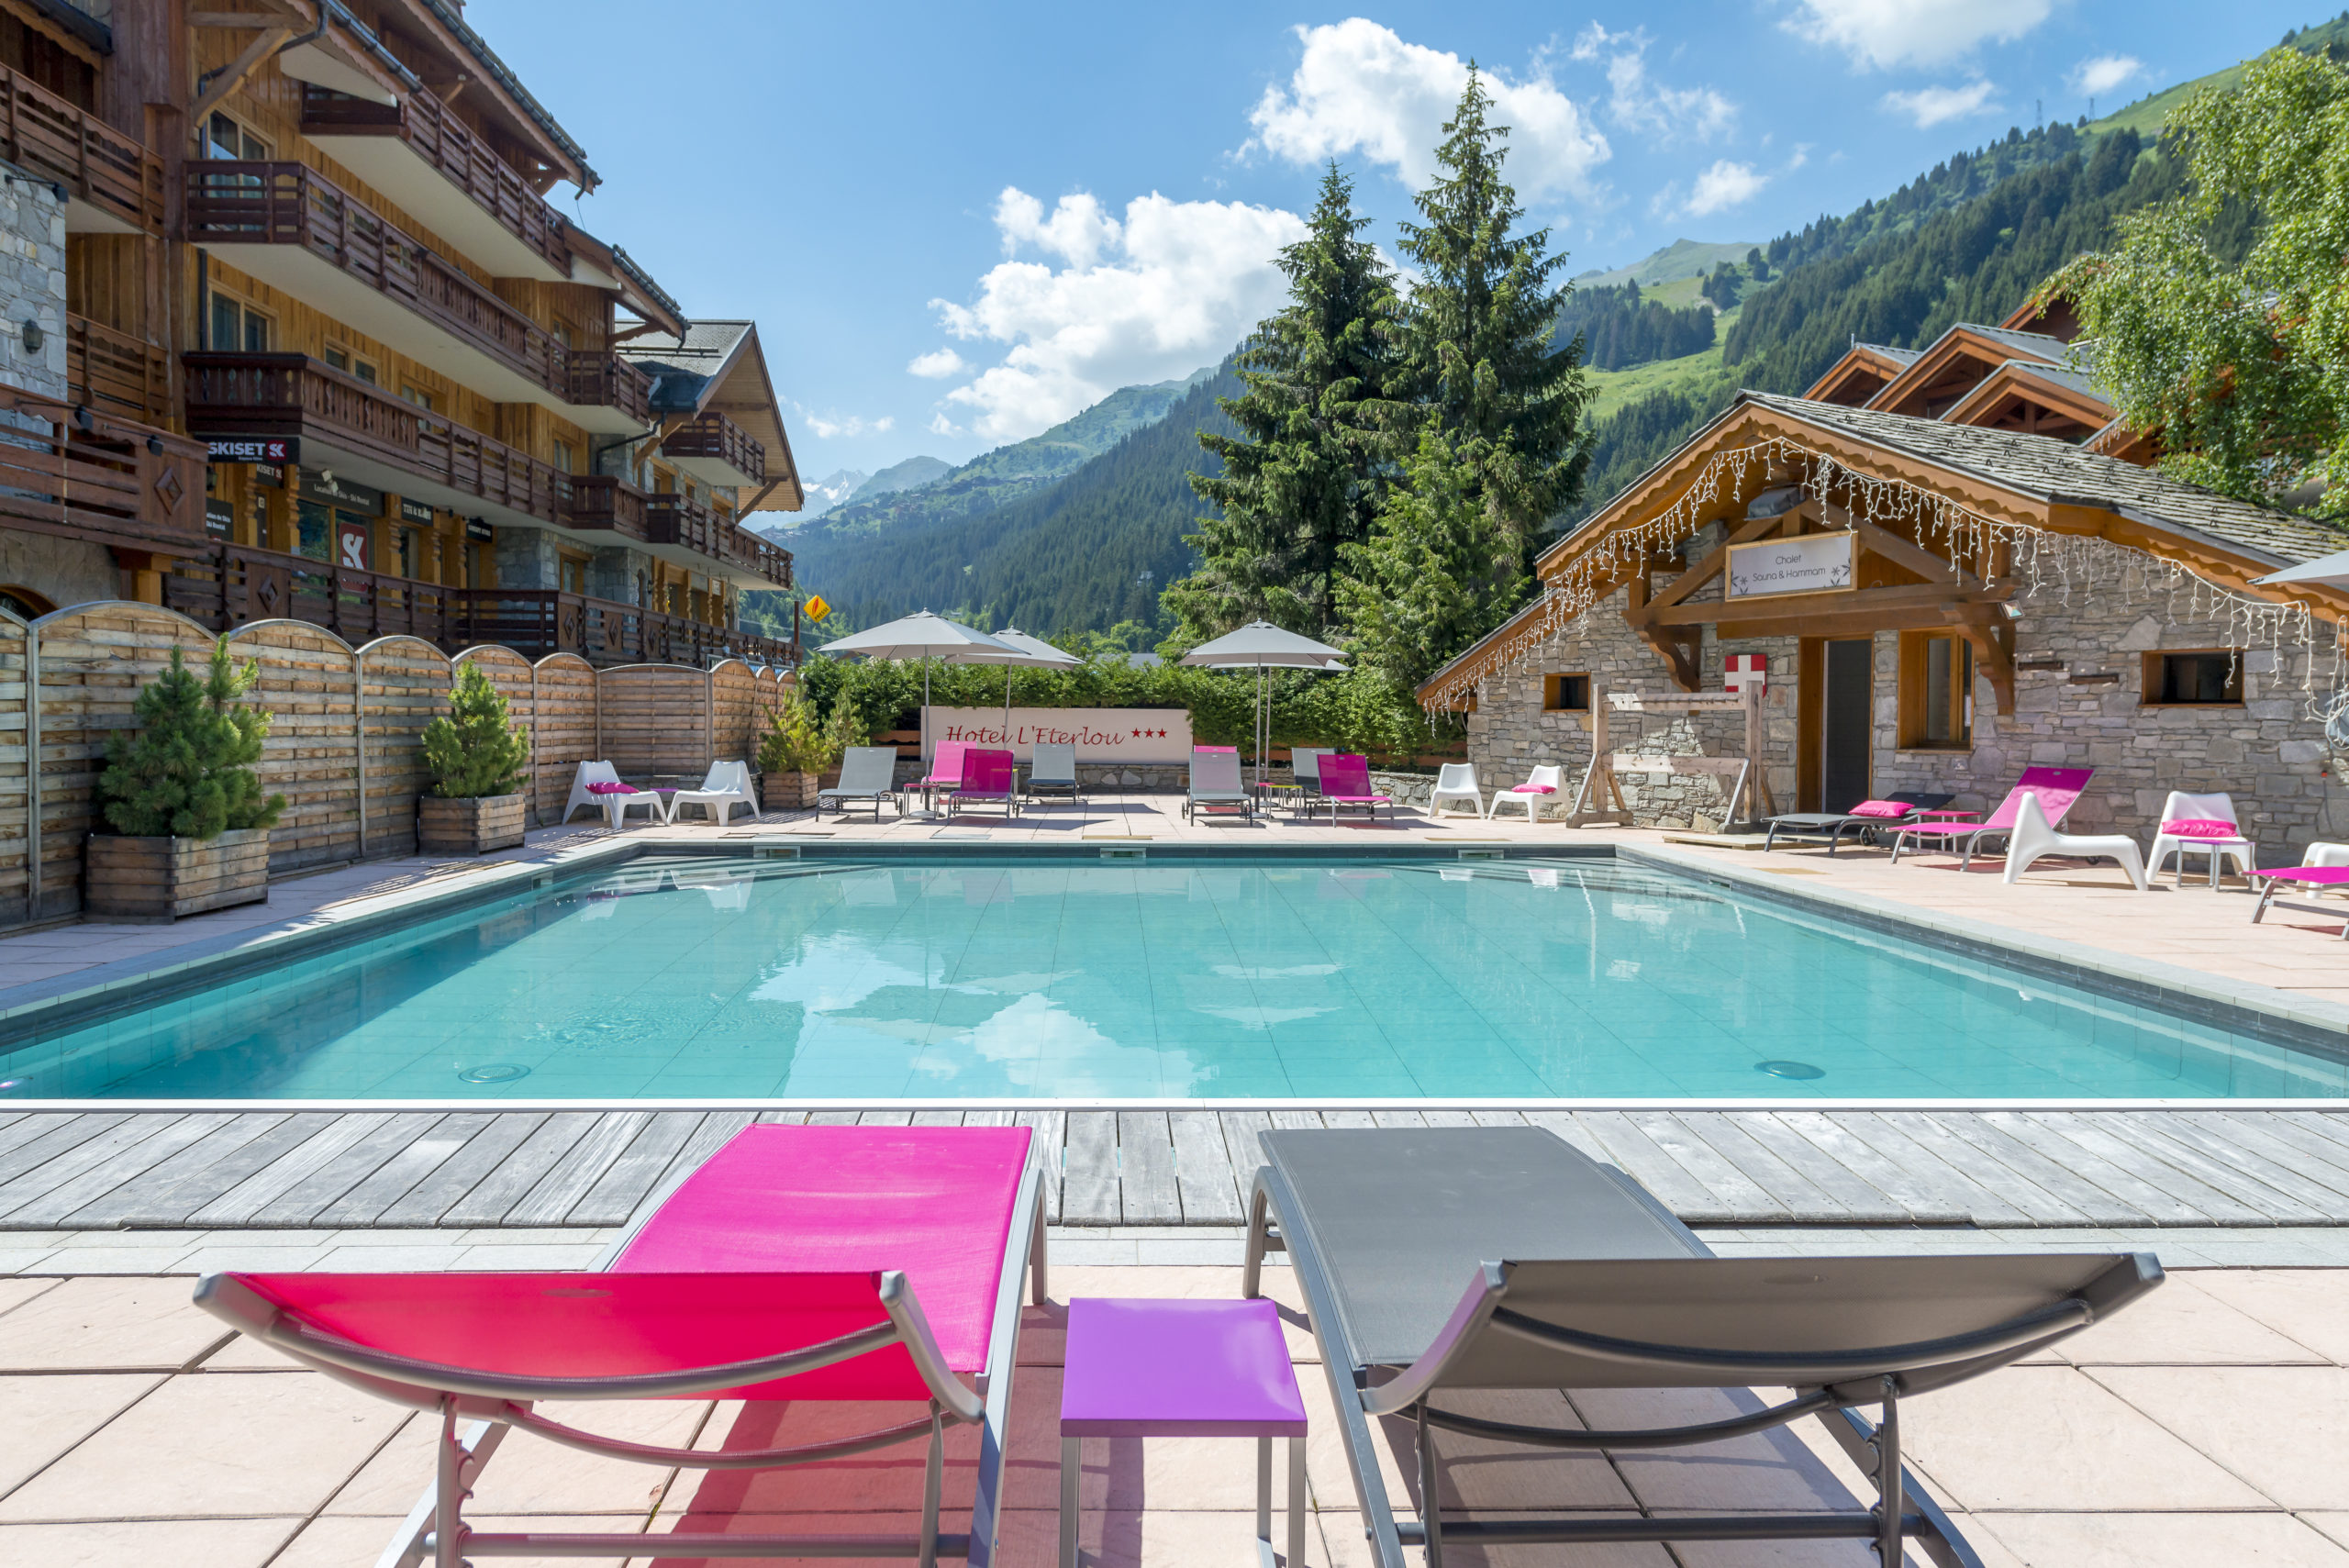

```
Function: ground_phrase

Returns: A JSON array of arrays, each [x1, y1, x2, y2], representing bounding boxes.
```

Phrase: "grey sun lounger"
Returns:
[[1242, 1127, 2162, 1568], [1763, 790, 1954, 854], [817, 744, 900, 819], [1025, 741, 1082, 806], [1184, 746, 1255, 823]]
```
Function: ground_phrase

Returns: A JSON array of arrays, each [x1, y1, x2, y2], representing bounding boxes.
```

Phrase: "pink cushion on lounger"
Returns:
[[586, 781, 634, 795], [613, 1125, 1030, 1385], [1510, 784, 1557, 795], [1846, 800, 1909, 818], [2253, 866, 2349, 885], [2163, 818, 2240, 840]]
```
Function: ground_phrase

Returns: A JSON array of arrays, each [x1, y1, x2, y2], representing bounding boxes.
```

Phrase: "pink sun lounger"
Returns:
[[2250, 865, 2349, 940], [950, 747, 1020, 819], [1887, 766, 2093, 871], [195, 1125, 1046, 1568], [1318, 752, 1394, 824]]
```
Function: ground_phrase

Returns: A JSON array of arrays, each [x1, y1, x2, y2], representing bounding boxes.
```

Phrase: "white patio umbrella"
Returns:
[[818, 610, 1019, 759], [984, 626, 1081, 740], [1179, 620, 1350, 786], [2254, 549, 2349, 590]]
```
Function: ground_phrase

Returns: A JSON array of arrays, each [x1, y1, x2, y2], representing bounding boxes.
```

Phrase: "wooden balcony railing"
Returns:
[[565, 352, 652, 428], [184, 351, 573, 528], [161, 541, 802, 668], [300, 84, 573, 276], [564, 473, 648, 539], [660, 409, 765, 484], [0, 63, 161, 231], [0, 382, 206, 552], [645, 491, 793, 588], [184, 164, 647, 425], [68, 315, 169, 425]]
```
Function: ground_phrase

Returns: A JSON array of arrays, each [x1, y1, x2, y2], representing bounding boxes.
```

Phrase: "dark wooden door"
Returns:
[[1821, 638, 1873, 813]]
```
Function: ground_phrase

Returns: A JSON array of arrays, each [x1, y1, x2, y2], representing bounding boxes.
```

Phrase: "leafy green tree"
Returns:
[[2045, 48, 2349, 517], [99, 639, 286, 840], [755, 683, 827, 774], [420, 662, 529, 798], [1337, 425, 1528, 696], [1393, 66, 1591, 567], [1165, 164, 1400, 641]]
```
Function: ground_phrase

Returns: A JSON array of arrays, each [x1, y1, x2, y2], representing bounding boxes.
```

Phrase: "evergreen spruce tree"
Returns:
[[420, 662, 530, 798], [1338, 425, 1528, 696], [1164, 163, 1400, 641], [1394, 66, 1591, 573], [99, 639, 285, 840]]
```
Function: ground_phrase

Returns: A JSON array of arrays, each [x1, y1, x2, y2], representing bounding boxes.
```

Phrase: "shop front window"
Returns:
[[296, 500, 333, 562]]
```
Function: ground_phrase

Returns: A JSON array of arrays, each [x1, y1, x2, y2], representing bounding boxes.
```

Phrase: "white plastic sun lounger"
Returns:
[[560, 760, 664, 830], [667, 760, 759, 825], [1243, 1126, 2162, 1568]]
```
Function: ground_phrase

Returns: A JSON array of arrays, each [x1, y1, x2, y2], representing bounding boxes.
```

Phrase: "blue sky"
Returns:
[[490, 1, 2314, 482]]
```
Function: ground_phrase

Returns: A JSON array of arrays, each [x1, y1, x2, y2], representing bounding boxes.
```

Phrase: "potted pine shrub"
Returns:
[[756, 683, 827, 809], [88, 639, 286, 920], [417, 662, 531, 854]]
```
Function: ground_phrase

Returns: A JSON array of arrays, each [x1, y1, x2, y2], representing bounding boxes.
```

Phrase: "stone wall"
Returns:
[[0, 529, 116, 606], [0, 171, 66, 401], [1463, 550, 2349, 857], [493, 525, 562, 590]]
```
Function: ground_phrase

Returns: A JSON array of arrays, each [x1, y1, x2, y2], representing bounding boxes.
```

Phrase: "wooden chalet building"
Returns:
[[1420, 301, 2349, 857], [0, 0, 804, 668]]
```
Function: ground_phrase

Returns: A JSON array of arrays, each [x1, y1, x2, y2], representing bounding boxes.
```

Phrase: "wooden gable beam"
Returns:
[[1648, 508, 1794, 612], [1625, 569, 1701, 691], [191, 25, 297, 126]]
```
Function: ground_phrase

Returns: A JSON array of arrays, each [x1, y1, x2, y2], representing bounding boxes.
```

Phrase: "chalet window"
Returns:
[[208, 293, 270, 352], [552, 439, 576, 473], [324, 346, 377, 384], [400, 384, 437, 413], [1898, 630, 1973, 750], [2143, 651, 2243, 706], [205, 112, 271, 161], [1543, 673, 1591, 712], [560, 555, 587, 595]]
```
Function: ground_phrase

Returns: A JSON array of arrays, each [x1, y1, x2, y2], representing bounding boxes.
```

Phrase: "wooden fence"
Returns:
[[0, 602, 793, 927]]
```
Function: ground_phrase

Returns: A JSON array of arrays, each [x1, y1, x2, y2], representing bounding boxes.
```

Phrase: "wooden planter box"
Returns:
[[417, 792, 527, 855], [85, 828, 271, 921], [763, 771, 818, 809]]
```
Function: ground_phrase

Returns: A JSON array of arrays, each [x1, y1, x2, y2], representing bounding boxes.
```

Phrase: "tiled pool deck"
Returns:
[[9, 795, 2349, 1562]]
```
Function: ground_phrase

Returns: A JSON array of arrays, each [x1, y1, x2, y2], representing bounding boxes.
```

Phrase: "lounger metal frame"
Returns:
[[1242, 1160, 2153, 1568], [197, 1163, 1048, 1568], [2251, 873, 2349, 940], [1762, 791, 1954, 855]]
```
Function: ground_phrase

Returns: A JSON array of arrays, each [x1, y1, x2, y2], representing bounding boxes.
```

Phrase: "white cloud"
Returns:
[[1569, 23, 1735, 141], [1880, 78, 2002, 128], [1684, 160, 1768, 216], [929, 187, 1307, 442], [1247, 18, 1609, 199], [1784, 0, 2055, 71], [2069, 53, 2143, 97], [798, 409, 895, 440], [907, 349, 967, 379], [929, 412, 963, 437]]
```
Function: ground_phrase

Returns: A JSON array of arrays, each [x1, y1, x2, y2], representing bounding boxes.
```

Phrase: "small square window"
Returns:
[[401, 384, 437, 413], [2144, 651, 2243, 706], [1543, 673, 1590, 712]]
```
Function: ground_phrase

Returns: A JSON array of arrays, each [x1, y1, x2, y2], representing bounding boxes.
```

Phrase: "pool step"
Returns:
[[6, 1106, 2349, 1234]]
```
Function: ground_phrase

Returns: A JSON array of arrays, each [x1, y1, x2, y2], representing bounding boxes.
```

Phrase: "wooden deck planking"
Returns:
[[12, 1106, 2349, 1233]]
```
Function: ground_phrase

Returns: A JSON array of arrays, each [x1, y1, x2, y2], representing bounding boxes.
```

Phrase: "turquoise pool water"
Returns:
[[4, 855, 2337, 1100]]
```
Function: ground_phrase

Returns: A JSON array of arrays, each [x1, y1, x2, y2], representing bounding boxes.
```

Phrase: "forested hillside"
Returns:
[[779, 365, 1240, 638], [1553, 281, 1715, 370]]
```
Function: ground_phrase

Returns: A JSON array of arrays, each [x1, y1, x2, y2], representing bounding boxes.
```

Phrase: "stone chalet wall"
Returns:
[[1464, 546, 2349, 858]]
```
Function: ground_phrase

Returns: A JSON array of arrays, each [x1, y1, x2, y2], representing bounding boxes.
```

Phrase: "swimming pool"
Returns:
[[4, 854, 2339, 1101]]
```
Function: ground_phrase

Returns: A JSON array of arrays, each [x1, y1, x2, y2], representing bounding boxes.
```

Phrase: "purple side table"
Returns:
[[1060, 1297, 1308, 1568]]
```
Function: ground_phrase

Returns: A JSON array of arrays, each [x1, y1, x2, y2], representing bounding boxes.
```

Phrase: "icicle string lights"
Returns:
[[1421, 435, 2345, 715]]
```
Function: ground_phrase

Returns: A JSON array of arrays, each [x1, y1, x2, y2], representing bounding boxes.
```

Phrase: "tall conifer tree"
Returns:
[[1393, 67, 1591, 564], [1165, 164, 1399, 639]]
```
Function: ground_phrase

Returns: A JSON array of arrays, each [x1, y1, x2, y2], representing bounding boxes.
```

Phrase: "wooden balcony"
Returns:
[[162, 541, 801, 669], [645, 491, 793, 588], [301, 85, 573, 283], [185, 163, 649, 434], [660, 409, 765, 488], [67, 315, 169, 425], [0, 63, 161, 233], [564, 473, 648, 539], [566, 352, 652, 429], [184, 351, 572, 528], [0, 382, 206, 554]]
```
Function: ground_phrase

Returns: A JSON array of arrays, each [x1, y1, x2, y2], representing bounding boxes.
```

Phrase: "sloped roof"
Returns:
[[1858, 342, 1922, 366], [619, 321, 805, 512], [1742, 392, 2343, 566], [619, 321, 756, 410], [1953, 323, 2068, 363]]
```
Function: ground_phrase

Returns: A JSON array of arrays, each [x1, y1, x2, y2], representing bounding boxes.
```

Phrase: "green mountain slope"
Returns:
[[797, 367, 1216, 547], [2092, 13, 2347, 137], [783, 365, 1241, 638], [1576, 238, 1759, 290]]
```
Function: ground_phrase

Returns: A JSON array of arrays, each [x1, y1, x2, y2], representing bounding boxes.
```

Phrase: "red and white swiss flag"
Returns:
[[1724, 654, 1767, 694]]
